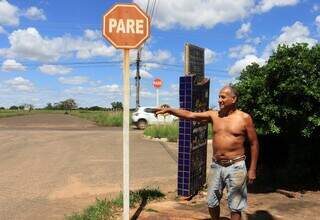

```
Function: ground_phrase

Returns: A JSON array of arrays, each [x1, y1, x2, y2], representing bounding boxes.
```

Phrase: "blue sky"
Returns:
[[0, 0, 319, 108]]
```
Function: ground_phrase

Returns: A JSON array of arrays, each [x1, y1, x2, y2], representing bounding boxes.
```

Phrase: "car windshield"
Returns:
[[144, 108, 156, 113]]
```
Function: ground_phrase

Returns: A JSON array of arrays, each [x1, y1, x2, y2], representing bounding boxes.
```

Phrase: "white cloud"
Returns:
[[134, 0, 255, 30], [39, 65, 72, 75], [142, 49, 173, 63], [316, 15, 320, 33], [229, 44, 256, 59], [3, 27, 65, 61], [132, 0, 300, 30], [98, 84, 121, 93], [236, 22, 251, 39], [130, 69, 153, 79], [140, 90, 154, 98], [5, 77, 34, 92], [205, 48, 217, 64], [0, 25, 6, 34], [128, 49, 174, 67], [23, 6, 46, 20], [255, 0, 299, 13], [229, 55, 265, 75], [312, 4, 320, 12], [1, 59, 26, 72], [58, 76, 89, 85], [263, 22, 317, 58], [142, 62, 161, 70], [65, 84, 120, 95], [0, 27, 118, 62], [171, 84, 179, 91], [245, 37, 262, 45], [84, 29, 100, 40], [0, 0, 19, 26]]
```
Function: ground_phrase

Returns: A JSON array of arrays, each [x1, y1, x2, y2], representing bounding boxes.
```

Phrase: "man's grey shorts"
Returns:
[[207, 160, 247, 212]]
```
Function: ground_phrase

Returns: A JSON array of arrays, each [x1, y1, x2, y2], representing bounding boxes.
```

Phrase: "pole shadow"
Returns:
[[130, 197, 147, 220]]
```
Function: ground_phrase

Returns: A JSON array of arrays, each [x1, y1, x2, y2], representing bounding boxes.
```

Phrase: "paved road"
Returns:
[[0, 114, 177, 220]]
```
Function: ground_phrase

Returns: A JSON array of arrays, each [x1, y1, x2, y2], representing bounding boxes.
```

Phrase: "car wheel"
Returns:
[[137, 119, 147, 130]]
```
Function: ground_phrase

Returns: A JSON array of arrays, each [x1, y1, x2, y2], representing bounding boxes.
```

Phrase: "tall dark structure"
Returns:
[[177, 44, 210, 197], [135, 48, 141, 109]]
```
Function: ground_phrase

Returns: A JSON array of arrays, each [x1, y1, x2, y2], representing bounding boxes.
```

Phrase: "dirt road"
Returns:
[[1, 114, 319, 220], [0, 114, 177, 220]]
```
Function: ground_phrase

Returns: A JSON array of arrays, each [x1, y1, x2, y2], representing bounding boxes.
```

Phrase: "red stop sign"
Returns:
[[102, 3, 150, 49], [153, 78, 162, 89]]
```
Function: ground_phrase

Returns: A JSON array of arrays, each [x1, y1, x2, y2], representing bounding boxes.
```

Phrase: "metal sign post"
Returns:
[[156, 88, 159, 106], [102, 3, 150, 219], [122, 48, 130, 219], [153, 78, 162, 106]]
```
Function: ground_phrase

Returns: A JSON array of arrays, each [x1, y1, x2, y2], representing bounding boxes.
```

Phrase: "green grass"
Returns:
[[70, 110, 123, 126], [144, 123, 179, 142], [144, 122, 212, 141], [0, 109, 125, 127], [65, 187, 165, 220], [0, 110, 31, 118], [66, 199, 114, 220]]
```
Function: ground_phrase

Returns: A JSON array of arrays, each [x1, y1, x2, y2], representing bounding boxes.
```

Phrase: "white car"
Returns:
[[131, 106, 178, 129]]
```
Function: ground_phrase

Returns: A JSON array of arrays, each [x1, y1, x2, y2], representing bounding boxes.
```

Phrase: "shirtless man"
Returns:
[[155, 85, 259, 220]]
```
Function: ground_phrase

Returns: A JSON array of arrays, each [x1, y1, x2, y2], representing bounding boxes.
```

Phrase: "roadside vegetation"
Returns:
[[144, 123, 212, 142], [65, 187, 165, 220], [70, 110, 123, 127], [0, 100, 127, 127], [0, 109, 32, 118]]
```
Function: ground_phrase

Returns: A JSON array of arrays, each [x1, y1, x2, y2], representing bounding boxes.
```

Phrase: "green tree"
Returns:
[[111, 101, 123, 110], [9, 106, 18, 110], [235, 43, 320, 138], [234, 43, 320, 189], [60, 99, 77, 112], [45, 103, 53, 110]]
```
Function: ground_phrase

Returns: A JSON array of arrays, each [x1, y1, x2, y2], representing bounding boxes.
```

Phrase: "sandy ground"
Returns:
[[0, 114, 319, 220], [135, 141, 320, 220], [0, 114, 177, 220]]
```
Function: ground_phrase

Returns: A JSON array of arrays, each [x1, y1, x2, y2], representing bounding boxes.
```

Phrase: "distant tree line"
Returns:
[[2, 104, 34, 111], [1, 100, 125, 112]]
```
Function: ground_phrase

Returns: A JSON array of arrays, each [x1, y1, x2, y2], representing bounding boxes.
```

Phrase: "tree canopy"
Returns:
[[111, 101, 123, 110], [234, 43, 320, 139], [234, 43, 320, 189]]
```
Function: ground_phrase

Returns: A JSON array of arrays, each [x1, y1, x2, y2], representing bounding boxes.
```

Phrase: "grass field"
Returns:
[[70, 110, 124, 126], [144, 123, 212, 141], [0, 109, 125, 127]]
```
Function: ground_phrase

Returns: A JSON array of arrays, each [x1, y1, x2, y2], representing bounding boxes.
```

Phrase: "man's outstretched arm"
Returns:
[[155, 108, 212, 122]]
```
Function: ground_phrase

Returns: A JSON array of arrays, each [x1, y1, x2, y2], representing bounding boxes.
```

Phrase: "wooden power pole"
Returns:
[[135, 48, 141, 109]]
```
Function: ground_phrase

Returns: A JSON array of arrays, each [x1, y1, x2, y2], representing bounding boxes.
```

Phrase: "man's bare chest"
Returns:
[[212, 116, 246, 136]]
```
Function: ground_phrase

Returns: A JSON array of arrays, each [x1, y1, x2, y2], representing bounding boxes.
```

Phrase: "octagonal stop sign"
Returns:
[[153, 78, 162, 89], [103, 3, 150, 49]]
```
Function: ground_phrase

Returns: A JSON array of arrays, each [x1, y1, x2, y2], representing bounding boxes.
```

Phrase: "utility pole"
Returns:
[[135, 48, 141, 109]]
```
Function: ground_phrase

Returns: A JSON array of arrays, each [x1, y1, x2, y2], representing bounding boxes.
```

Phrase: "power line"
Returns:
[[141, 61, 230, 73]]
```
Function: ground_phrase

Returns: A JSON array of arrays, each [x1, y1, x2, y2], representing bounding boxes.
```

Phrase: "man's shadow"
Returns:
[[246, 210, 275, 220], [202, 210, 275, 220]]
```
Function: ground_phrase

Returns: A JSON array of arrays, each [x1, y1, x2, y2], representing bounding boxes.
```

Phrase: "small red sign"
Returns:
[[153, 78, 162, 89]]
